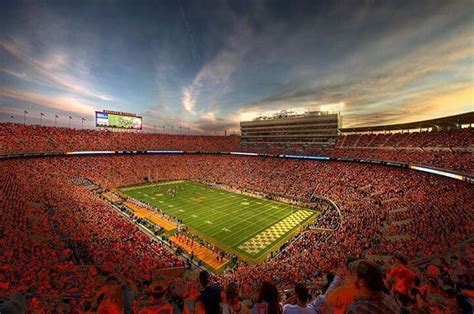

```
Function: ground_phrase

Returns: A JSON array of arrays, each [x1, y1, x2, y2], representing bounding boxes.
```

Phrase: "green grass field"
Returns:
[[120, 180, 318, 263]]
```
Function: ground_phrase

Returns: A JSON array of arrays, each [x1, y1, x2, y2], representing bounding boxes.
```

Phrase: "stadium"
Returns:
[[1, 110, 473, 312], [1, 1, 473, 313]]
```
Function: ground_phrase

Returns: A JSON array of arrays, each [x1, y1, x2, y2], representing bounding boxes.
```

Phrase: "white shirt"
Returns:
[[283, 304, 315, 314]]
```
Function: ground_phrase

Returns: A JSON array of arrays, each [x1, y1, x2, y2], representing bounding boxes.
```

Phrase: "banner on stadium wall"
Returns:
[[279, 154, 330, 160], [66, 151, 116, 155], [117, 150, 144, 154], [334, 157, 356, 162], [408, 165, 465, 181], [230, 152, 259, 156], [385, 161, 405, 167], [146, 150, 183, 154]]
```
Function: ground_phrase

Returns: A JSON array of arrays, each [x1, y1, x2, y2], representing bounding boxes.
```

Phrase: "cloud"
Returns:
[[1, 0, 473, 133], [0, 40, 116, 102], [358, 85, 474, 126], [0, 68, 28, 80], [181, 49, 238, 114], [182, 81, 198, 114], [180, 12, 256, 115], [239, 18, 474, 127], [0, 87, 97, 116], [188, 115, 238, 134]]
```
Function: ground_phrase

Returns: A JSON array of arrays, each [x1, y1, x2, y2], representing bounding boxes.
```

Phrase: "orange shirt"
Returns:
[[387, 264, 417, 295], [426, 264, 440, 279], [138, 303, 174, 314], [97, 299, 124, 314], [325, 286, 360, 314]]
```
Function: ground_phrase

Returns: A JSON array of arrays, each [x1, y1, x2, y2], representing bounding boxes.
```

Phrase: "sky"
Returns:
[[0, 0, 473, 133]]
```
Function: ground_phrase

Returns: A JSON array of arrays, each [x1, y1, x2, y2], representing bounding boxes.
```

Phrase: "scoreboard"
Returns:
[[95, 110, 142, 129]]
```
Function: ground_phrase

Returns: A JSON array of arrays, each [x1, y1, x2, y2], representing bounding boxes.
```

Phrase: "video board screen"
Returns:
[[95, 112, 142, 129]]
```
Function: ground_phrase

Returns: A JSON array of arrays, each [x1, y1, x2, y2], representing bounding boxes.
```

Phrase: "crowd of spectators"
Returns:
[[0, 156, 184, 312], [0, 124, 473, 312], [240, 128, 474, 173], [0, 123, 240, 154], [337, 128, 473, 149], [1, 123, 473, 174]]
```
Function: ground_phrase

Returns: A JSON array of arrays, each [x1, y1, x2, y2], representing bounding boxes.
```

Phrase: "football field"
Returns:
[[120, 180, 318, 263]]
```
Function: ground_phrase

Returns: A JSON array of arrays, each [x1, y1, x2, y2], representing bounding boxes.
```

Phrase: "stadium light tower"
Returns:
[[55, 114, 59, 127], [69, 116, 72, 128], [10, 115, 14, 121], [81, 117, 86, 129], [24, 110, 28, 124], [40, 112, 45, 126]]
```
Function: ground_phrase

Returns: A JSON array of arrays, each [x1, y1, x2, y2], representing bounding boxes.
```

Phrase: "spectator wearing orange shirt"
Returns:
[[387, 256, 417, 306], [138, 277, 174, 314]]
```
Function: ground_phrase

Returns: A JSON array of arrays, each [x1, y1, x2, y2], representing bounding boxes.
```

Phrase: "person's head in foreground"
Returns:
[[294, 283, 310, 306], [150, 277, 169, 302], [350, 260, 386, 292], [224, 282, 246, 313], [346, 260, 400, 314], [257, 281, 281, 314], [199, 270, 211, 289]]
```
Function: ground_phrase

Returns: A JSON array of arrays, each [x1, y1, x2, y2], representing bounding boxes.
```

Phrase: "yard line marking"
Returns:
[[191, 198, 287, 229], [121, 181, 317, 256], [162, 191, 298, 236], [129, 187, 287, 229]]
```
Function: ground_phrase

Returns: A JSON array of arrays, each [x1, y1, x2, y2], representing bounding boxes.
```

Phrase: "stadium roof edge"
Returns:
[[340, 111, 474, 133]]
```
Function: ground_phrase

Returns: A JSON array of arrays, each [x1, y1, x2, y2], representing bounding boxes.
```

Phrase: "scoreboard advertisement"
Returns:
[[95, 111, 142, 129]]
